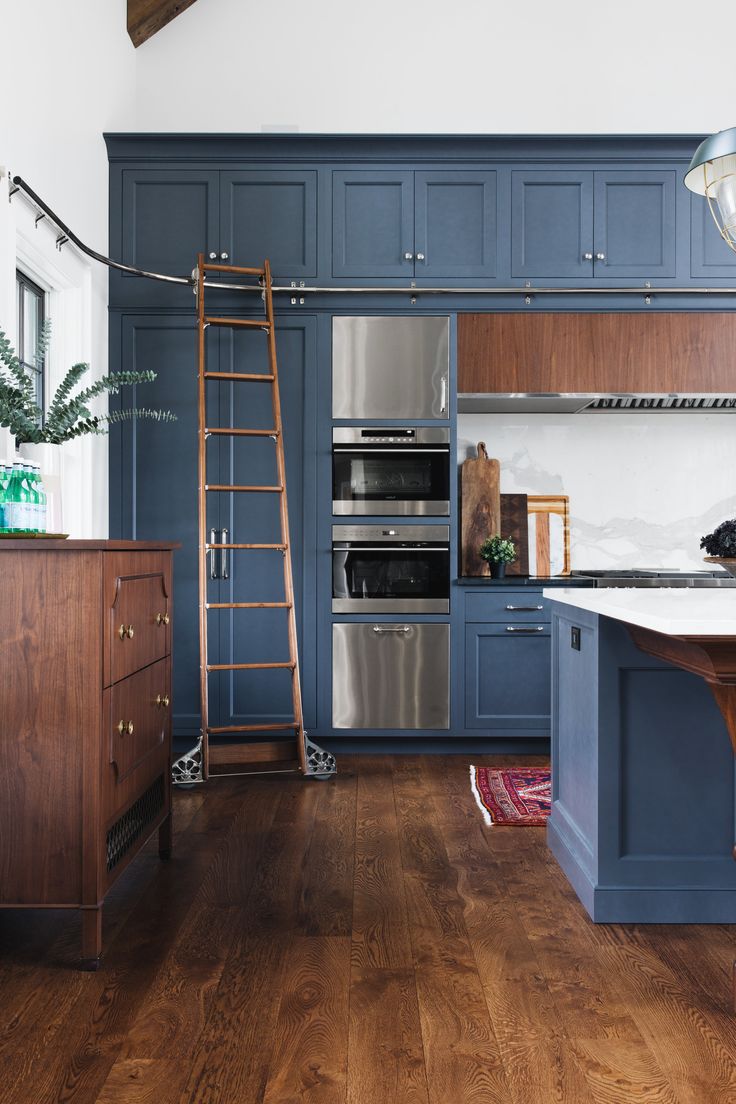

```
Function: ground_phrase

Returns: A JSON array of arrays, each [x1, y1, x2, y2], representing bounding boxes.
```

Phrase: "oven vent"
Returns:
[[586, 395, 736, 411]]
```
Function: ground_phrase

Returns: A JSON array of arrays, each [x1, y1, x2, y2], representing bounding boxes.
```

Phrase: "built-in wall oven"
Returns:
[[332, 524, 450, 614], [332, 427, 451, 516]]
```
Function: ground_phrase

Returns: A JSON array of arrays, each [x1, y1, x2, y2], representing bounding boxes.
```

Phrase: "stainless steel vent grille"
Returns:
[[586, 395, 736, 411], [106, 775, 165, 872]]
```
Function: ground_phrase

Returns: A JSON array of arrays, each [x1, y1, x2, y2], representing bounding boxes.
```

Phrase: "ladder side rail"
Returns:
[[263, 260, 307, 773], [196, 253, 212, 780]]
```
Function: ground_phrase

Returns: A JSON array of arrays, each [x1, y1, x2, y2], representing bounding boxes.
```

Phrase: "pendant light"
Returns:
[[685, 127, 736, 253]]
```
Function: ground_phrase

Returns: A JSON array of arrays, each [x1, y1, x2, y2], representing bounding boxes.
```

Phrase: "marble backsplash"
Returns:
[[458, 412, 736, 572]]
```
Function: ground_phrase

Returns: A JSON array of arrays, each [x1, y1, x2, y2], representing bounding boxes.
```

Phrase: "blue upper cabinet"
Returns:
[[110, 169, 220, 307], [220, 171, 318, 280], [594, 171, 677, 279], [332, 170, 414, 279], [512, 169, 678, 282], [690, 192, 736, 279], [512, 170, 594, 279], [332, 169, 497, 283]]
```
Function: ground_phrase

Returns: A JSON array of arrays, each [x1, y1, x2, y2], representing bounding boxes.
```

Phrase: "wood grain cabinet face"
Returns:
[[108, 658, 169, 784], [106, 563, 170, 686]]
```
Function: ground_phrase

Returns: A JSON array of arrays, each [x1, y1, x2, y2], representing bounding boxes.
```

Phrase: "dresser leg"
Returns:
[[81, 906, 102, 970], [158, 810, 173, 860]]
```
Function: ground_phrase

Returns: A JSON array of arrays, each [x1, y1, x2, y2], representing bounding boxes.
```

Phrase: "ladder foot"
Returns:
[[303, 735, 337, 778], [172, 739, 204, 785]]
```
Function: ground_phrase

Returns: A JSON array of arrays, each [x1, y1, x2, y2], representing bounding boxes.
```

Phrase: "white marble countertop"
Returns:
[[543, 588, 736, 636]]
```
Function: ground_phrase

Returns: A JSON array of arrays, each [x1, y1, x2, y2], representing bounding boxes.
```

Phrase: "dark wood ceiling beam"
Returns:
[[127, 0, 199, 47]]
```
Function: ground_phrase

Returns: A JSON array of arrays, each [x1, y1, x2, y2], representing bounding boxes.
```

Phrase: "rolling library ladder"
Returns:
[[171, 255, 335, 784]]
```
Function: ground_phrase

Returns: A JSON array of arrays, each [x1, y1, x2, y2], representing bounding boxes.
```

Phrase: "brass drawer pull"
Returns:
[[118, 624, 135, 640], [156, 694, 170, 708], [117, 719, 134, 735], [156, 612, 170, 626]]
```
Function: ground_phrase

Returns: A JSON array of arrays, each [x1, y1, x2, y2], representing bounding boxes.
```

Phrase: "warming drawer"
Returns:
[[332, 622, 450, 730]]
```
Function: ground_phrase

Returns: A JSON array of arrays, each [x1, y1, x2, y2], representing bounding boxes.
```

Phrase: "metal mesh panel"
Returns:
[[106, 775, 165, 873]]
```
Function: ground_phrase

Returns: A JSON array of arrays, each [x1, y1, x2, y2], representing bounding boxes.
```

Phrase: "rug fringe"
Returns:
[[469, 764, 493, 827]]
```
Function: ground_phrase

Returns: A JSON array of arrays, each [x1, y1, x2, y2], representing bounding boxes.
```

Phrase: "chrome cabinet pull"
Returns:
[[416, 251, 425, 261], [583, 252, 593, 261], [403, 251, 414, 261], [208, 252, 217, 260], [372, 625, 411, 634], [506, 625, 545, 633], [220, 527, 229, 580], [595, 252, 606, 261], [220, 251, 229, 261], [440, 376, 447, 414], [210, 528, 219, 579], [505, 604, 544, 611]]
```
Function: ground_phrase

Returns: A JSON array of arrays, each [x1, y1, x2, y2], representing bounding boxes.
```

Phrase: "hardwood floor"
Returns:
[[1, 755, 735, 1103]]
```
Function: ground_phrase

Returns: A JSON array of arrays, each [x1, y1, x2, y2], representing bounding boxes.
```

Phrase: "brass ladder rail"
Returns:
[[171, 255, 335, 784]]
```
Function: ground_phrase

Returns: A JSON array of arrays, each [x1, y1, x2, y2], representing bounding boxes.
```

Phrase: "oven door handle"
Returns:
[[333, 546, 449, 552], [372, 625, 412, 634], [332, 447, 450, 454]]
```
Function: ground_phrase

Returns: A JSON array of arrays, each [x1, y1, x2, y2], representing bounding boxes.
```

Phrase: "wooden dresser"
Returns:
[[0, 540, 177, 968]]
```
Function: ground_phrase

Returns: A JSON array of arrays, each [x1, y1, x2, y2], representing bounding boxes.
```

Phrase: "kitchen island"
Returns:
[[543, 588, 736, 923]]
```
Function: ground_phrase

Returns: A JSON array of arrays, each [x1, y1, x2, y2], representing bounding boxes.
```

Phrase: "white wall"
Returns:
[[0, 0, 135, 537], [458, 413, 736, 572], [133, 0, 731, 135]]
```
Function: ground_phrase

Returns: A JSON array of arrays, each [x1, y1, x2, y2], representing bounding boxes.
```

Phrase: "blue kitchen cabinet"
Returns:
[[109, 167, 320, 307], [110, 169, 220, 307], [464, 590, 552, 734], [219, 170, 318, 280], [512, 169, 678, 281], [332, 169, 498, 282], [108, 312, 319, 743], [690, 192, 736, 279]]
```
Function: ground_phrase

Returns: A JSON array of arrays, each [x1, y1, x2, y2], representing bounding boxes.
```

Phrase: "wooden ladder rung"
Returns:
[[204, 372, 275, 382], [205, 484, 284, 493], [207, 543, 286, 550], [206, 602, 292, 609], [202, 262, 265, 276], [205, 427, 279, 437], [204, 316, 271, 329], [207, 723, 299, 734], [207, 661, 296, 671], [208, 741, 298, 766]]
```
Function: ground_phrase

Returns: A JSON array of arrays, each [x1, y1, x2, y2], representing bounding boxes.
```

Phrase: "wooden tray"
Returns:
[[0, 532, 69, 540], [528, 496, 570, 576]]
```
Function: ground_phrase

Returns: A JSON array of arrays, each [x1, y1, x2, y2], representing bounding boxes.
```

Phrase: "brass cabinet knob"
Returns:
[[156, 694, 170, 708], [156, 612, 170, 626], [117, 719, 134, 735], [118, 624, 135, 639]]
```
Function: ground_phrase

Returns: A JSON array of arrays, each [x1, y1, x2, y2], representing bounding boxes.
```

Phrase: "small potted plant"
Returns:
[[701, 519, 736, 576], [479, 534, 517, 579]]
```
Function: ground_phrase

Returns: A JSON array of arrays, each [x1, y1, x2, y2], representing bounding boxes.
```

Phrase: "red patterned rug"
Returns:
[[470, 766, 551, 826]]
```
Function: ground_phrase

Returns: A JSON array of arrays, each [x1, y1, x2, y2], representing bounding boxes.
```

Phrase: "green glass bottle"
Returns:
[[0, 462, 10, 534]]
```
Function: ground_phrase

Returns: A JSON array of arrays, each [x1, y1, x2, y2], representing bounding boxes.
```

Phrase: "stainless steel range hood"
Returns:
[[458, 393, 736, 414]]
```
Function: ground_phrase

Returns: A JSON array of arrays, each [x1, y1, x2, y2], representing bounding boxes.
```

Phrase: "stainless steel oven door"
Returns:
[[332, 524, 450, 614], [332, 427, 450, 516]]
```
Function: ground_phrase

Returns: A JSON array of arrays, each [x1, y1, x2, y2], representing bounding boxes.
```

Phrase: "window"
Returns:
[[15, 270, 46, 414]]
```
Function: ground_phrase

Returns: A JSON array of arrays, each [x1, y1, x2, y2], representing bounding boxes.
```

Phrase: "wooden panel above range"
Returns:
[[457, 313, 736, 394]]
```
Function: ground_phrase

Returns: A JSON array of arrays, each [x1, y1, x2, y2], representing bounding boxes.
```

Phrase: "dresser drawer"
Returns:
[[107, 658, 170, 785], [465, 590, 550, 623], [105, 554, 171, 684]]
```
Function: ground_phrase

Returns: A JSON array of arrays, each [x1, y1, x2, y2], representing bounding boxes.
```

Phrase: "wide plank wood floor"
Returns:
[[1, 754, 735, 1103]]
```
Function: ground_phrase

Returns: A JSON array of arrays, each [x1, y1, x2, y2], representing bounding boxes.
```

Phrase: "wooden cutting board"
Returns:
[[460, 442, 500, 576], [500, 494, 529, 576], [528, 495, 571, 576]]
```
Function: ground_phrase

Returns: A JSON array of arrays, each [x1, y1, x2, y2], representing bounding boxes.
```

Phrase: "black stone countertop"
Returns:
[[455, 575, 595, 588]]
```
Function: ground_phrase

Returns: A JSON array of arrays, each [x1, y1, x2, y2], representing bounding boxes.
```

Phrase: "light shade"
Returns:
[[685, 128, 736, 252]]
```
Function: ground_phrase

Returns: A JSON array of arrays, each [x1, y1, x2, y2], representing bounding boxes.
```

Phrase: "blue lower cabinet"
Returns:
[[464, 622, 551, 734]]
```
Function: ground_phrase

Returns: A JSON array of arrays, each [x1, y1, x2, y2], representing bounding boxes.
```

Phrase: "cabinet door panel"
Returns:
[[512, 170, 594, 278], [595, 171, 676, 278], [216, 317, 317, 732], [112, 170, 219, 307], [415, 171, 497, 280], [332, 171, 414, 278], [110, 316, 221, 740], [220, 170, 318, 279], [690, 193, 736, 278], [465, 624, 551, 732]]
